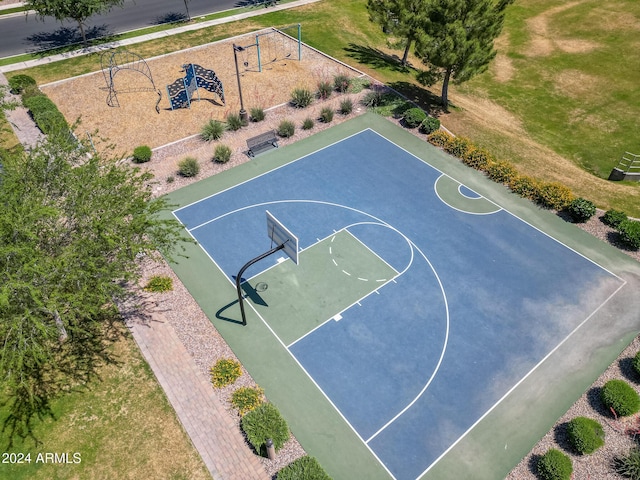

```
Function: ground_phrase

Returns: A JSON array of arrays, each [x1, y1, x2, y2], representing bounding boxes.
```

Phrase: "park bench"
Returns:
[[247, 130, 278, 157]]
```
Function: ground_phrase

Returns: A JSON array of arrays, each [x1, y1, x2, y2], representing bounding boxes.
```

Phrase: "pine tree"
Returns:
[[415, 0, 514, 109]]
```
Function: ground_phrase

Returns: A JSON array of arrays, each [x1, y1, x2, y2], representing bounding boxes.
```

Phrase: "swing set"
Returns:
[[236, 25, 302, 73]]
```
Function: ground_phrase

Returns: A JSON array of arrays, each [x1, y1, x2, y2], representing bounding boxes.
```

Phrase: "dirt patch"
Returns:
[[41, 29, 360, 157], [523, 1, 600, 57], [449, 93, 526, 137], [554, 69, 599, 98]]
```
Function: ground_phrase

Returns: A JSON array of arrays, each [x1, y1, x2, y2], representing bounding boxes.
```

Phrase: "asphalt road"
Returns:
[[0, 0, 261, 59]]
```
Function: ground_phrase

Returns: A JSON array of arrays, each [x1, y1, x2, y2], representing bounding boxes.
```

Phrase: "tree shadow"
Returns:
[[152, 12, 188, 26], [25, 25, 112, 53], [343, 43, 412, 74], [387, 80, 444, 116]]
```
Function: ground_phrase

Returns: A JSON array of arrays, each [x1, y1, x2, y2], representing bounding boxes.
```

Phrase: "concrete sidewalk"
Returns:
[[0, 0, 321, 73]]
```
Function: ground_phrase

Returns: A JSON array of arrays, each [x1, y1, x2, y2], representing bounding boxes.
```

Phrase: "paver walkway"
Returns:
[[128, 311, 269, 480]]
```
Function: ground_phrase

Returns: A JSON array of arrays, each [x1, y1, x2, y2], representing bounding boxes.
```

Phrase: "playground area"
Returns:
[[40, 28, 361, 155]]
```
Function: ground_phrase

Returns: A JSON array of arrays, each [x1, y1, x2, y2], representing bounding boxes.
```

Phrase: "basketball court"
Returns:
[[164, 114, 640, 479]]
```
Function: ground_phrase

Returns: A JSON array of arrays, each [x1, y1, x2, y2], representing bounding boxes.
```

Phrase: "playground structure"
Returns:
[[100, 50, 162, 114], [609, 151, 640, 182], [166, 63, 225, 110], [236, 25, 302, 73]]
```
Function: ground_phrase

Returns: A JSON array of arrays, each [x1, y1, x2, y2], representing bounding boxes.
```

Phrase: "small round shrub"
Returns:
[[403, 107, 427, 128], [601, 379, 640, 417], [201, 119, 224, 141], [616, 447, 640, 479], [317, 80, 332, 100], [462, 147, 494, 171], [132, 145, 152, 164], [419, 116, 440, 135], [277, 120, 295, 138], [603, 209, 628, 228], [319, 107, 334, 123], [250, 107, 265, 122], [9, 74, 36, 94], [213, 144, 232, 163], [210, 358, 242, 388], [427, 129, 453, 147], [302, 118, 314, 130], [339, 98, 353, 115], [509, 175, 540, 201], [232, 386, 264, 415], [290, 88, 313, 108], [277, 456, 332, 480], [178, 157, 200, 177], [536, 182, 575, 210], [333, 74, 351, 93], [618, 219, 640, 250], [241, 402, 289, 456], [486, 160, 518, 184], [536, 448, 573, 480], [444, 136, 472, 158], [567, 197, 596, 223], [143, 275, 173, 293], [226, 112, 246, 131], [566, 416, 604, 454]]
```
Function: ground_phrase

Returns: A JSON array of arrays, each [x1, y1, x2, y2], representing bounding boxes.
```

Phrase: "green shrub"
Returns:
[[486, 160, 518, 184], [616, 447, 640, 479], [319, 107, 334, 123], [250, 107, 265, 122], [361, 90, 384, 108], [339, 98, 353, 115], [427, 129, 453, 147], [601, 379, 640, 417], [633, 351, 640, 378], [566, 416, 604, 454], [166, 176, 175, 183], [23, 95, 68, 137], [536, 182, 575, 210], [509, 175, 540, 200], [132, 145, 152, 163], [210, 358, 242, 388], [603, 209, 628, 228], [8, 74, 36, 94], [20, 85, 45, 103], [143, 275, 173, 293], [241, 403, 289, 455], [178, 157, 200, 177], [536, 449, 573, 480], [232, 386, 264, 415], [291, 88, 313, 108], [317, 80, 332, 100], [567, 197, 596, 223], [302, 118, 314, 130], [277, 120, 295, 138], [618, 219, 640, 250], [419, 116, 440, 135], [333, 74, 351, 93], [444, 136, 472, 158], [201, 119, 224, 141], [462, 147, 494, 171], [226, 112, 246, 131], [213, 144, 232, 163], [277, 456, 332, 480], [403, 107, 427, 128]]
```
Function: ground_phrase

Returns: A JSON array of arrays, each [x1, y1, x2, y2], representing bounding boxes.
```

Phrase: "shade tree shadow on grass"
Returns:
[[388, 80, 445, 117], [343, 43, 413, 74]]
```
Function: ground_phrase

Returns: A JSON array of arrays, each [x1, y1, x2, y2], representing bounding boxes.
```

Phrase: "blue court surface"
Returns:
[[169, 116, 640, 480]]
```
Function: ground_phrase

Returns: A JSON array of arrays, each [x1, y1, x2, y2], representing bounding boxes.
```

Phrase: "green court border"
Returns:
[[163, 113, 640, 480]]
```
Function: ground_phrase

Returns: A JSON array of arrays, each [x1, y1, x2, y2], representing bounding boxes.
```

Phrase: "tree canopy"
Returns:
[[414, 0, 514, 108], [0, 135, 186, 443], [26, 0, 125, 45], [367, 0, 426, 66]]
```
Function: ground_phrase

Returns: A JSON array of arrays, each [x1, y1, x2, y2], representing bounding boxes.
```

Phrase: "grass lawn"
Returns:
[[0, 324, 210, 480]]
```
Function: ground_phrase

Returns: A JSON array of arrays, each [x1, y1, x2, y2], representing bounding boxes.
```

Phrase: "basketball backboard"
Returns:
[[266, 210, 299, 265]]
